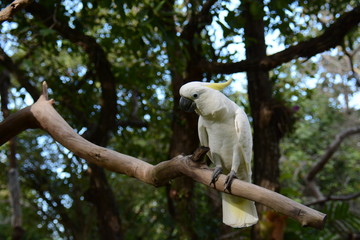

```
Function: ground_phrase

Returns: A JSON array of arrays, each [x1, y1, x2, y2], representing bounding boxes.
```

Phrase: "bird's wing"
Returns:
[[234, 108, 253, 179], [198, 116, 213, 162], [198, 116, 209, 147]]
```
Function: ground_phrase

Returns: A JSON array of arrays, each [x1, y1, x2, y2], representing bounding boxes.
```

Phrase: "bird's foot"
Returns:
[[210, 166, 222, 186], [224, 170, 237, 193]]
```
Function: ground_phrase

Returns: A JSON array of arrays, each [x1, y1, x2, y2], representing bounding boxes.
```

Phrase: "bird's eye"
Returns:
[[193, 93, 198, 98]]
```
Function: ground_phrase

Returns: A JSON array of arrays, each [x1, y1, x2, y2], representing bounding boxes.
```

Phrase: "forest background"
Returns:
[[0, 0, 359, 239]]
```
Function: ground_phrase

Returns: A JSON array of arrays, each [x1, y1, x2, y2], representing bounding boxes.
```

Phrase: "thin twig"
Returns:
[[306, 192, 360, 206]]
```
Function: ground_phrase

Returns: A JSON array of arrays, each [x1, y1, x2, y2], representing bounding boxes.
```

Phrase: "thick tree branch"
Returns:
[[0, 105, 38, 143], [0, 82, 326, 229], [199, 5, 360, 74], [263, 5, 360, 69], [306, 126, 360, 182], [0, 0, 33, 24]]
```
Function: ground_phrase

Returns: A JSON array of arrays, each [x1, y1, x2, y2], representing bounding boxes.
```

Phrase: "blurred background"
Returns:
[[0, 0, 359, 239]]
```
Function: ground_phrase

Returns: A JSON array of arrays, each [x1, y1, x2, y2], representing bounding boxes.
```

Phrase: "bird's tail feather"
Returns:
[[222, 193, 258, 228]]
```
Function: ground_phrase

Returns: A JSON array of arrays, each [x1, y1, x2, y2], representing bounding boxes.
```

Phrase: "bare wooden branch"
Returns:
[[0, 82, 327, 229], [0, 0, 34, 24], [8, 169, 22, 227]]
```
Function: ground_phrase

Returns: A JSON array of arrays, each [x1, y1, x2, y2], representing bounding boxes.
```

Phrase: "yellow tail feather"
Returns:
[[222, 193, 258, 228]]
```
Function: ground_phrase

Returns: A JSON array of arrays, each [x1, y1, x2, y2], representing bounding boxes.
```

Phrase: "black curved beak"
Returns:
[[179, 96, 196, 112]]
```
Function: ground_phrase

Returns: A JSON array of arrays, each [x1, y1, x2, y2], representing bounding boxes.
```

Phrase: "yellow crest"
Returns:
[[206, 78, 233, 90]]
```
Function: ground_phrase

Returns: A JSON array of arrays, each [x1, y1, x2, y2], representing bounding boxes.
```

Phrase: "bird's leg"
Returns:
[[224, 170, 237, 192], [209, 153, 222, 186], [224, 148, 241, 192], [210, 166, 222, 186]]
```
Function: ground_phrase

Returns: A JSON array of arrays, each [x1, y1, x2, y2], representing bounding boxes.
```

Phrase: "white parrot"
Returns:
[[179, 79, 258, 228]]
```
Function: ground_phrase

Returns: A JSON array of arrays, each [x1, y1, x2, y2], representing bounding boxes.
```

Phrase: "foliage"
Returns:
[[285, 202, 360, 240], [279, 28, 360, 239], [0, 0, 359, 239]]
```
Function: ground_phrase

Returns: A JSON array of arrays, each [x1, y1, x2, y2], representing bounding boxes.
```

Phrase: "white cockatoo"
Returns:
[[179, 79, 258, 228]]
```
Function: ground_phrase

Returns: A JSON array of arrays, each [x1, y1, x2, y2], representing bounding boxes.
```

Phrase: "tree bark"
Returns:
[[163, 1, 217, 237], [243, 0, 280, 192], [0, 0, 33, 23], [161, 1, 200, 238], [83, 164, 122, 240], [242, 1, 282, 239], [0, 71, 24, 240]]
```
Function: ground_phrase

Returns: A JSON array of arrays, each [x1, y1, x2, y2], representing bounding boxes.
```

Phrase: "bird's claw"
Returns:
[[224, 170, 237, 193], [210, 166, 222, 186]]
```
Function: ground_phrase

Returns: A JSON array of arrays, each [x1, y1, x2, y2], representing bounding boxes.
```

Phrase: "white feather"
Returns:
[[180, 82, 258, 228]]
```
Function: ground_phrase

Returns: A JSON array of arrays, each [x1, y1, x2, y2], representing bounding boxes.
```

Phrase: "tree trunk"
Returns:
[[0, 70, 25, 240], [8, 146, 24, 240], [243, 0, 280, 192], [83, 102, 122, 240], [84, 164, 122, 240], [167, 74, 200, 239], [161, 2, 205, 238], [243, 0, 281, 239]]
